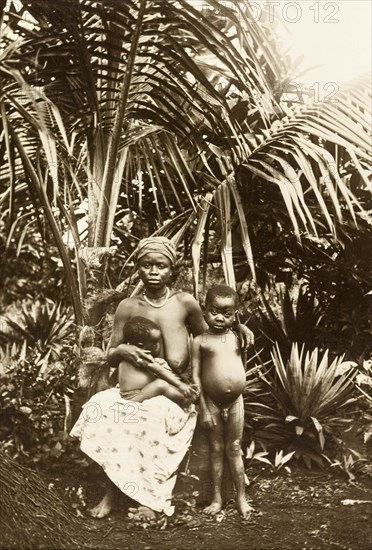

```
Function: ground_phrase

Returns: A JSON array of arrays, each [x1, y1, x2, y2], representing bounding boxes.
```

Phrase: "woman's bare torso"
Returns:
[[119, 292, 191, 373], [200, 331, 246, 406]]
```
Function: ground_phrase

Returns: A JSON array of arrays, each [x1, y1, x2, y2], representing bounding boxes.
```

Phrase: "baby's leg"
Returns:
[[162, 384, 189, 405], [129, 379, 170, 403], [125, 380, 189, 406], [204, 396, 224, 515], [225, 395, 252, 519]]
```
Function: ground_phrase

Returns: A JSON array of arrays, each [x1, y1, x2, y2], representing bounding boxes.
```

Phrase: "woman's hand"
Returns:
[[236, 324, 254, 350], [115, 343, 154, 368]]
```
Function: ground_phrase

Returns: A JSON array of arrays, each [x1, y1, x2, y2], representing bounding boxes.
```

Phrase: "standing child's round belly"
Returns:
[[201, 359, 246, 405]]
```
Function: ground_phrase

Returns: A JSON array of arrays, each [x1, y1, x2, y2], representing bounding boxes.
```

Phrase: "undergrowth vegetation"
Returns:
[[242, 283, 372, 475], [0, 299, 79, 464], [244, 344, 361, 468], [0, 283, 371, 481], [0, 0, 371, 485]]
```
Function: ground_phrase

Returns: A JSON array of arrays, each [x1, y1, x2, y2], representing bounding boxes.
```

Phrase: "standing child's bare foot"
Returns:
[[90, 491, 114, 518], [237, 497, 254, 519], [203, 500, 222, 515]]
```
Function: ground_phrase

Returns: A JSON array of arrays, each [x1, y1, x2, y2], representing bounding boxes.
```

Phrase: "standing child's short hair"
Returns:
[[205, 284, 239, 308], [123, 316, 160, 353]]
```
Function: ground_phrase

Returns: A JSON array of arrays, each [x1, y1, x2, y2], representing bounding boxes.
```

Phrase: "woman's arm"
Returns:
[[181, 293, 207, 337], [234, 323, 254, 350], [191, 337, 202, 391], [191, 337, 215, 427], [108, 343, 155, 368], [107, 299, 154, 368]]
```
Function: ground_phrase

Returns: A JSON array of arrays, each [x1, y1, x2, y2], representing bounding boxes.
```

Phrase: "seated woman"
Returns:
[[70, 237, 253, 520]]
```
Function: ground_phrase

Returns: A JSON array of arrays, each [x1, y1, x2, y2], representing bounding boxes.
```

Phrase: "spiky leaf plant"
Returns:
[[1, 299, 74, 375], [254, 284, 323, 362], [248, 343, 356, 468]]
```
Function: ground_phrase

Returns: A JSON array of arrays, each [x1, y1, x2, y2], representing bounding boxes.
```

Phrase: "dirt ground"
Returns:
[[46, 461, 372, 550]]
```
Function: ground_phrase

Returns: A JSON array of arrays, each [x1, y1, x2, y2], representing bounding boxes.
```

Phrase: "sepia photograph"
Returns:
[[0, 1, 371, 549]]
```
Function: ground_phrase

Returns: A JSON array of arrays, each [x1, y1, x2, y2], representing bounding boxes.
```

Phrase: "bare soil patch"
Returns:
[[41, 462, 372, 550]]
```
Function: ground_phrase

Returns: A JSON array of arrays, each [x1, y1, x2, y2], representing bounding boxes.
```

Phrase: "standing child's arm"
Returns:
[[191, 337, 216, 428]]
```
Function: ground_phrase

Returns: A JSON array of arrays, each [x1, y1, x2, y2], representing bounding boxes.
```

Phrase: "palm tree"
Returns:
[[1, 0, 370, 327]]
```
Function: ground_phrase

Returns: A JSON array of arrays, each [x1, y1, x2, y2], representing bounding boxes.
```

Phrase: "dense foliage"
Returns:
[[0, 1, 371, 475], [0, 298, 78, 463]]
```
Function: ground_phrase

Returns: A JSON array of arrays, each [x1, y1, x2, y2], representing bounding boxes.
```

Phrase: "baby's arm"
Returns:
[[146, 358, 197, 398], [191, 337, 215, 428]]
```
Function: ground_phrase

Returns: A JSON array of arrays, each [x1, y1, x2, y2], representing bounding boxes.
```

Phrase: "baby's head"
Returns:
[[204, 284, 239, 332], [123, 316, 161, 356]]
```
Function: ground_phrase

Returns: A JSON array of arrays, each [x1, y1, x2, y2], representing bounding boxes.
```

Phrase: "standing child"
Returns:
[[119, 315, 198, 406], [192, 284, 252, 518]]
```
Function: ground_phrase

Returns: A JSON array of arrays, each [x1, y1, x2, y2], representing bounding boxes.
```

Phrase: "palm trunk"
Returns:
[[94, 0, 148, 252]]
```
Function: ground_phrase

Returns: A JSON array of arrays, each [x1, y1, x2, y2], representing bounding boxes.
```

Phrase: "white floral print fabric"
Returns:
[[70, 387, 197, 515]]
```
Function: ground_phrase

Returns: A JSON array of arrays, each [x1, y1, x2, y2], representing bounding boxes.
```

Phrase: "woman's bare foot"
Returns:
[[128, 505, 157, 522], [237, 497, 254, 519], [203, 500, 222, 515], [90, 490, 115, 518]]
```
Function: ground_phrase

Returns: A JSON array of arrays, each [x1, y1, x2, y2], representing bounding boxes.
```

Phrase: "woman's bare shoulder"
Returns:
[[115, 295, 141, 314], [172, 290, 200, 313], [116, 295, 138, 306], [169, 290, 204, 335], [171, 290, 200, 308]]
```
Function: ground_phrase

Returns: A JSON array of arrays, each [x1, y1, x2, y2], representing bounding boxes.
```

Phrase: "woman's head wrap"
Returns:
[[135, 236, 177, 265]]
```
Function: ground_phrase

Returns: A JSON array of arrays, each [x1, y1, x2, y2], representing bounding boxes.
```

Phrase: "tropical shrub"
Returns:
[[327, 450, 371, 481], [0, 298, 79, 463], [351, 356, 372, 446], [0, 349, 77, 464], [296, 215, 372, 358], [245, 441, 295, 475], [0, 298, 75, 374], [246, 344, 356, 468], [248, 283, 323, 363], [0, 212, 69, 309]]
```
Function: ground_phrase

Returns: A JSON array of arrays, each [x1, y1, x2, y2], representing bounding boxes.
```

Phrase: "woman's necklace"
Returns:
[[143, 287, 170, 308]]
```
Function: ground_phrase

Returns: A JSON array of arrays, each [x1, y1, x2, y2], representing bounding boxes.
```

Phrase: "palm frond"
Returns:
[[1, 0, 370, 321]]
